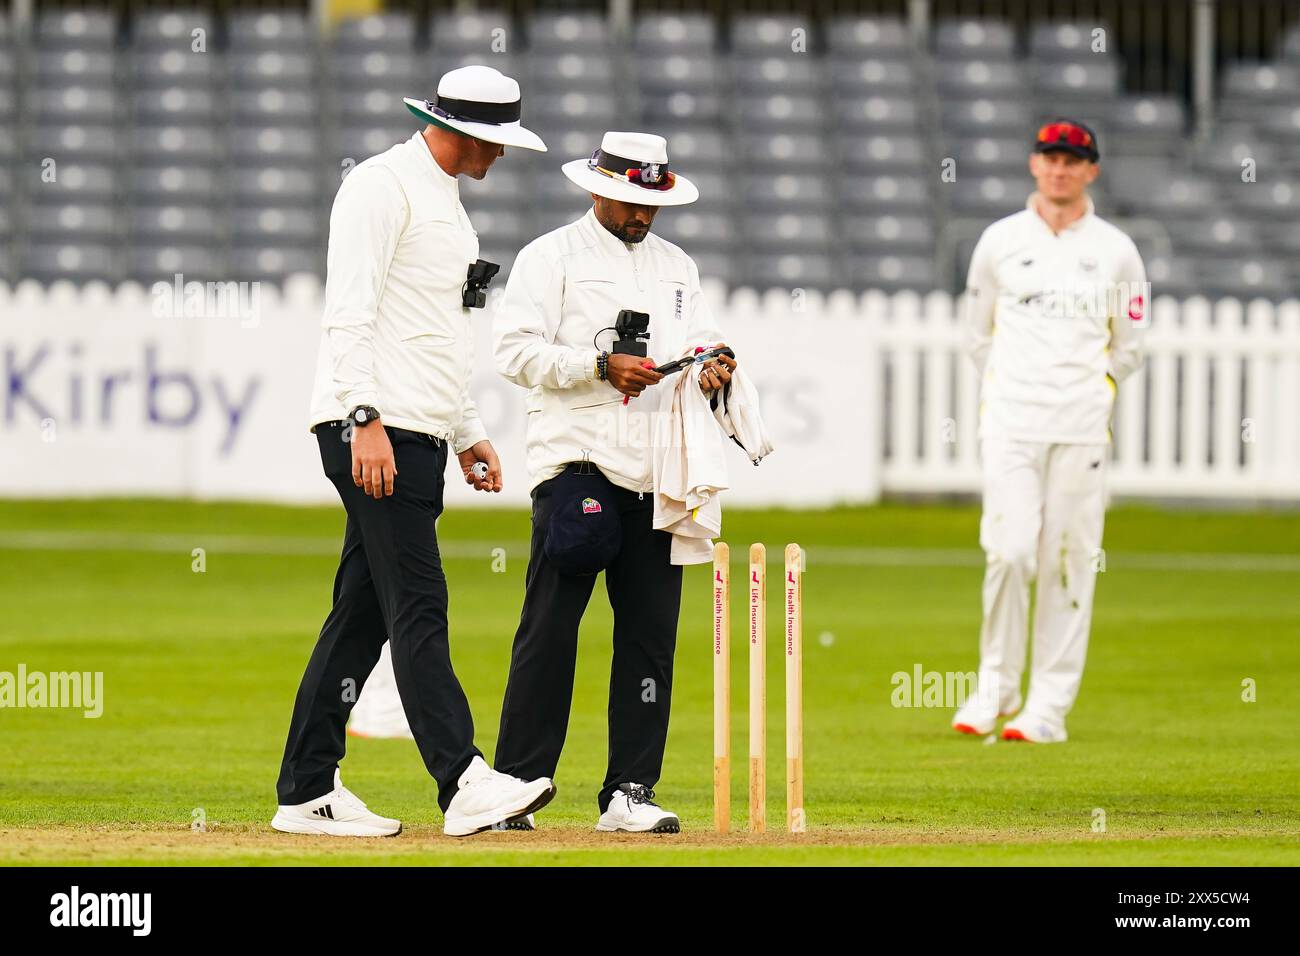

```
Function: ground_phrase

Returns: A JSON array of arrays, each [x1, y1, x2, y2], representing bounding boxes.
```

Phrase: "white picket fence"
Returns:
[[4, 278, 1300, 504], [867, 289, 1300, 500]]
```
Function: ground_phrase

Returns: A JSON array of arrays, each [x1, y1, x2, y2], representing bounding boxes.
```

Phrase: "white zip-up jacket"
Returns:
[[964, 193, 1147, 445], [493, 208, 724, 493], [308, 132, 488, 453]]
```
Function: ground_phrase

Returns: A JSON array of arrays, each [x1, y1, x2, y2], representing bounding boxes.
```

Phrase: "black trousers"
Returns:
[[276, 423, 480, 812], [494, 464, 683, 812]]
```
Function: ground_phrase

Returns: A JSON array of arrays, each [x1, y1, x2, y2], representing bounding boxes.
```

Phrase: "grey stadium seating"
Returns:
[[0, 7, 1297, 301]]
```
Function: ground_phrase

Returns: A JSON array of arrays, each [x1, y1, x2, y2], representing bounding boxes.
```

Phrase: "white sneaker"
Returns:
[[271, 770, 401, 837], [443, 757, 555, 837], [346, 714, 415, 740], [1002, 712, 1068, 743], [595, 783, 680, 834], [490, 813, 535, 831], [952, 690, 1022, 736]]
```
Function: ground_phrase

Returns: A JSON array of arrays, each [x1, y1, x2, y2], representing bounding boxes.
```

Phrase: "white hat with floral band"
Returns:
[[561, 131, 698, 206]]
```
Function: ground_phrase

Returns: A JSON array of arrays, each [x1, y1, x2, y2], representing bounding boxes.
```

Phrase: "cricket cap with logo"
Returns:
[[1032, 117, 1100, 162], [404, 64, 547, 152], [562, 131, 699, 206]]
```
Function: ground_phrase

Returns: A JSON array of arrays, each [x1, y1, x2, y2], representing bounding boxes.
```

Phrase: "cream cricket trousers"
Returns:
[[350, 641, 412, 737], [977, 438, 1109, 724]]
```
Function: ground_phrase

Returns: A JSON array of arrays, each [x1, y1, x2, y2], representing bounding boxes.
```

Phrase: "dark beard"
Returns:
[[611, 222, 650, 243]]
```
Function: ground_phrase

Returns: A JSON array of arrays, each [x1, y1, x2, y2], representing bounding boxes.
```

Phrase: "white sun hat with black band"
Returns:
[[562, 131, 698, 206], [404, 64, 546, 152]]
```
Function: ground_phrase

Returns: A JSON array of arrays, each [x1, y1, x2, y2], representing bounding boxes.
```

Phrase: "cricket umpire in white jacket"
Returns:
[[491, 132, 737, 832], [272, 66, 558, 838], [952, 118, 1147, 744]]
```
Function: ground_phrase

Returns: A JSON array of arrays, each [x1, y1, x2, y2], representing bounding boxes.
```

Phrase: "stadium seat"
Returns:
[[828, 57, 918, 95], [33, 48, 116, 83], [129, 165, 223, 204], [952, 136, 1031, 175], [940, 98, 1034, 136], [633, 14, 716, 53], [21, 243, 119, 284], [635, 52, 722, 94], [826, 16, 910, 59], [730, 16, 810, 56], [1032, 60, 1121, 100], [227, 12, 312, 51], [230, 207, 319, 246], [936, 61, 1025, 97], [737, 93, 827, 132], [1106, 96, 1186, 155], [842, 215, 935, 254], [838, 174, 930, 214], [1171, 216, 1261, 258], [834, 95, 920, 132], [1222, 63, 1300, 104], [128, 205, 223, 243], [741, 253, 839, 291], [845, 253, 937, 293], [737, 133, 828, 172], [529, 14, 610, 53], [732, 55, 825, 92], [430, 12, 513, 55], [1191, 257, 1291, 300], [652, 211, 737, 252], [530, 52, 616, 90], [1029, 22, 1113, 60], [126, 245, 225, 283], [35, 11, 118, 50], [935, 19, 1016, 60], [643, 90, 727, 126], [742, 173, 836, 210], [131, 125, 227, 166], [27, 200, 117, 241], [742, 212, 835, 252], [836, 132, 927, 174], [131, 87, 221, 123], [945, 174, 1033, 217], [228, 51, 315, 89], [131, 11, 216, 50], [332, 14, 417, 52]]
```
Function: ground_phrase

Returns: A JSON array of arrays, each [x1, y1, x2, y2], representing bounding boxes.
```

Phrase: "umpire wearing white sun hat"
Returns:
[[276, 62, 557, 840], [488, 130, 730, 835], [403, 64, 547, 152]]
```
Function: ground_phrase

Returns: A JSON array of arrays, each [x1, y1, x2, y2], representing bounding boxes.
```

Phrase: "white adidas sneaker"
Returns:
[[271, 770, 401, 837], [1002, 712, 1068, 743], [952, 690, 1023, 736], [595, 783, 680, 834], [443, 757, 555, 837]]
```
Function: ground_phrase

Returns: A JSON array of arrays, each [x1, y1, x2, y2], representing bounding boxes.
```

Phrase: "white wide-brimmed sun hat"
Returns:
[[404, 64, 546, 152], [561, 131, 698, 206]]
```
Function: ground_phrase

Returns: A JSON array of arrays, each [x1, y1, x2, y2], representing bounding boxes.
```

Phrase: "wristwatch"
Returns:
[[348, 405, 381, 427]]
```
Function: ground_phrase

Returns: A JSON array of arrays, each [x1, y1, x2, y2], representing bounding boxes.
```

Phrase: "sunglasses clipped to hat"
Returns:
[[1033, 119, 1100, 162]]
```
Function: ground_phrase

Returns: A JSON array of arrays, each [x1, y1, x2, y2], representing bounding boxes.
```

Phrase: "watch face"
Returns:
[[356, 409, 368, 423]]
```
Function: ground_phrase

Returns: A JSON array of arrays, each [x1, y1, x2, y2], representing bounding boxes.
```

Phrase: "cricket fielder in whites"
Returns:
[[951, 118, 1147, 743]]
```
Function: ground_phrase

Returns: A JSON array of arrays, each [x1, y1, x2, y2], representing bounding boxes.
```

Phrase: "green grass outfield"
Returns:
[[1, 498, 1297, 866]]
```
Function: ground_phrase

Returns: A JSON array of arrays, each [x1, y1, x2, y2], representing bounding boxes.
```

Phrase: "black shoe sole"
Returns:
[[468, 784, 557, 836]]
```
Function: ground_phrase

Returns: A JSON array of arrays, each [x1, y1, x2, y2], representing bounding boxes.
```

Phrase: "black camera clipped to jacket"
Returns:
[[462, 259, 500, 309], [612, 309, 651, 357]]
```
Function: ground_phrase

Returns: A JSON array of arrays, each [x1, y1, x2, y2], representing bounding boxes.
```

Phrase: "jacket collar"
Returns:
[[1026, 191, 1094, 234], [410, 131, 459, 197]]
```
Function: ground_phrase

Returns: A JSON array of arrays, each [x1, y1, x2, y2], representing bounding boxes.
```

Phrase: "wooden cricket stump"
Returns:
[[712, 540, 806, 835], [749, 543, 766, 833], [712, 542, 730, 834]]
